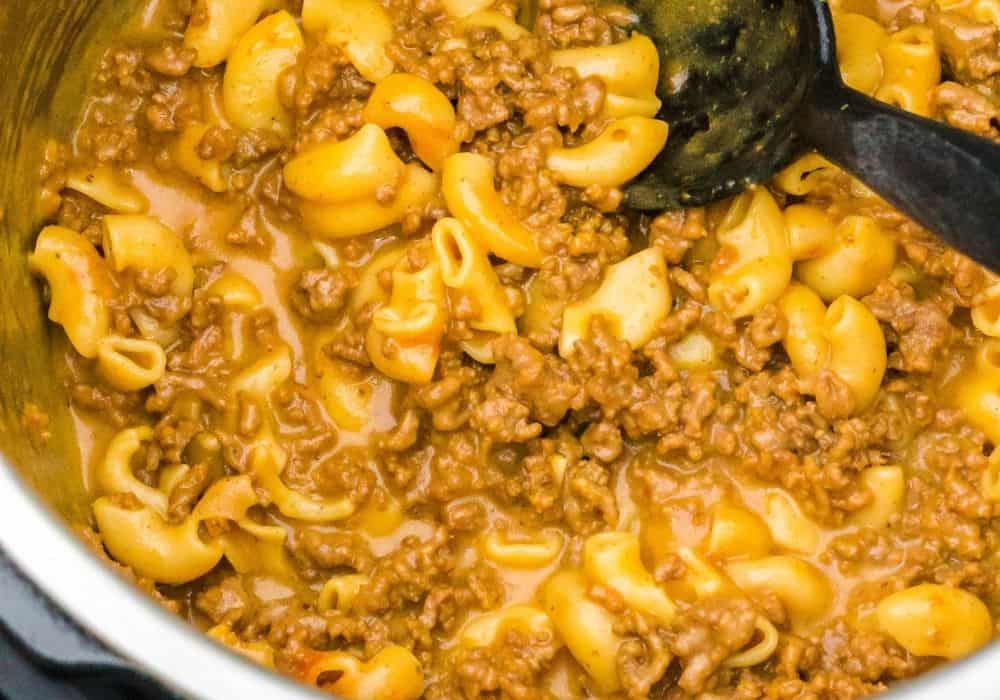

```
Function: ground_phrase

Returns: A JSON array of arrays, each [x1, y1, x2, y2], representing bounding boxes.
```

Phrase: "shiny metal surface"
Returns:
[[0, 1, 998, 699]]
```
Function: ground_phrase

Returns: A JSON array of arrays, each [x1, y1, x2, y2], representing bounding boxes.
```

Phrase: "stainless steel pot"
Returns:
[[0, 1, 998, 698]]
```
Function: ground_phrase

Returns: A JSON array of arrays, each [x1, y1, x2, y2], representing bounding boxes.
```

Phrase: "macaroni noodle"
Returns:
[[363, 74, 459, 171], [482, 528, 563, 568], [708, 187, 792, 318], [796, 215, 896, 301], [877, 584, 992, 659], [223, 11, 303, 135], [779, 284, 887, 413], [301, 0, 394, 83], [551, 34, 662, 118], [65, 166, 148, 214], [876, 26, 941, 117], [706, 502, 773, 559], [102, 214, 194, 298], [284, 124, 405, 203], [183, 0, 282, 68], [299, 163, 439, 239], [583, 531, 677, 624], [546, 116, 669, 188], [29, 226, 114, 358], [560, 247, 670, 357], [725, 556, 834, 631], [172, 122, 228, 193], [540, 570, 624, 693], [432, 217, 516, 336], [96, 336, 167, 392], [459, 605, 558, 648], [442, 152, 544, 267], [300, 645, 423, 700]]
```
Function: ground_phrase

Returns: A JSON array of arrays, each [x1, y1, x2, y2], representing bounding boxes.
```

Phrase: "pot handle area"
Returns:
[[0, 550, 176, 700]]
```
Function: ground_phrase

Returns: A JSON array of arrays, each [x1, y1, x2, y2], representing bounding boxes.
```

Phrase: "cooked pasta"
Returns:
[[29, 1, 1000, 698]]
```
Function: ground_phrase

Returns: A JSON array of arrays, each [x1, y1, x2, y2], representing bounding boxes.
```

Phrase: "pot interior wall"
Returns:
[[0, 0, 135, 521]]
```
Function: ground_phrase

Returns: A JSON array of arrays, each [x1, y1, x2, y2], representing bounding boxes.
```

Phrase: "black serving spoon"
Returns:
[[611, 0, 1000, 269]]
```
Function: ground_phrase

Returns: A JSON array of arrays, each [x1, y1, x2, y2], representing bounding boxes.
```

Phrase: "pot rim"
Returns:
[[3, 452, 1000, 699], [0, 458, 324, 700]]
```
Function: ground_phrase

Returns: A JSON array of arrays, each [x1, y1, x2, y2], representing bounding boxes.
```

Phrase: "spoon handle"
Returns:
[[798, 82, 1000, 268]]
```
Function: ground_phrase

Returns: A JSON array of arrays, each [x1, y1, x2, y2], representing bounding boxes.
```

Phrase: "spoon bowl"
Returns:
[[623, 0, 813, 208]]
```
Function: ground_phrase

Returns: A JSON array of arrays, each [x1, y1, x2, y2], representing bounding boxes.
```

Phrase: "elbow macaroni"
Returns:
[[707, 502, 773, 559], [183, 0, 282, 68], [784, 204, 836, 261], [708, 187, 792, 319], [724, 616, 781, 668], [559, 247, 670, 357], [875, 26, 940, 117], [300, 645, 423, 700], [315, 323, 395, 434], [299, 162, 439, 239], [250, 441, 356, 522], [172, 122, 228, 193], [231, 345, 292, 400], [102, 215, 194, 298], [482, 528, 563, 568], [551, 34, 662, 118], [877, 584, 992, 659], [94, 475, 268, 584], [583, 532, 677, 624], [223, 11, 303, 135], [460, 605, 558, 648], [795, 215, 896, 301], [669, 331, 719, 372], [97, 426, 168, 516], [833, 12, 889, 95], [953, 341, 1000, 444], [349, 242, 409, 313], [205, 272, 265, 363], [540, 570, 625, 693], [725, 555, 834, 631], [318, 574, 369, 612], [763, 490, 822, 555], [284, 124, 405, 203], [545, 116, 669, 188], [459, 11, 531, 40], [442, 152, 544, 267], [850, 466, 906, 528], [96, 336, 167, 392], [317, 355, 383, 432], [65, 166, 148, 214], [301, 0, 394, 83], [432, 217, 516, 336], [362, 74, 459, 171], [205, 271, 263, 311], [367, 244, 448, 383], [779, 284, 887, 413], [94, 498, 223, 584], [29, 226, 115, 358], [666, 547, 741, 602]]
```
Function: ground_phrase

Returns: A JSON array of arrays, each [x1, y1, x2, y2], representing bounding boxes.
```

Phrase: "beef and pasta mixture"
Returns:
[[28, 0, 1000, 696]]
